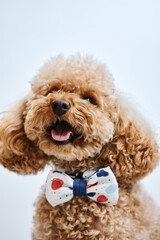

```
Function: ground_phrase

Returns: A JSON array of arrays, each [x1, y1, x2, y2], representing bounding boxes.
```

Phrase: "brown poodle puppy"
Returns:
[[0, 55, 159, 239]]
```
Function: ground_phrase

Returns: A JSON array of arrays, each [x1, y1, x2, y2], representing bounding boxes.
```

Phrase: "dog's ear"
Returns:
[[0, 97, 48, 175], [101, 94, 159, 183]]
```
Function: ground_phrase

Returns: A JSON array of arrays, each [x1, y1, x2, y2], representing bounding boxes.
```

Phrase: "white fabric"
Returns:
[[45, 166, 119, 207]]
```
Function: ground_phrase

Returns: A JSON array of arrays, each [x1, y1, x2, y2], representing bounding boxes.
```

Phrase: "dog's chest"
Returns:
[[33, 185, 155, 239]]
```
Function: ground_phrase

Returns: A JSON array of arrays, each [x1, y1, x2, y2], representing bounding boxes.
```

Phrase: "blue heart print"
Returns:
[[105, 184, 117, 194], [87, 192, 96, 197], [96, 170, 109, 177]]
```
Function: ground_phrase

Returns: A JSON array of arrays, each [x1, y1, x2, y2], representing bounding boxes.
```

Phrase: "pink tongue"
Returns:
[[51, 129, 73, 141]]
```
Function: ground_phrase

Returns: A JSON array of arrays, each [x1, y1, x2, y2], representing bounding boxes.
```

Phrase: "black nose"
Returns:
[[51, 100, 71, 116]]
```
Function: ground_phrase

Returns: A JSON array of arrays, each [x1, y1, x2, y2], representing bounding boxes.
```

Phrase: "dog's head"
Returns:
[[24, 55, 118, 170], [0, 55, 158, 181]]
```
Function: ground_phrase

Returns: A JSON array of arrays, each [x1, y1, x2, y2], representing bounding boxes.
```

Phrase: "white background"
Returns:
[[0, 1, 160, 239]]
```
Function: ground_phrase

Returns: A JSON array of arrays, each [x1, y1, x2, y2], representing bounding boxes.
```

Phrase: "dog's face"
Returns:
[[24, 56, 118, 169], [0, 55, 158, 178]]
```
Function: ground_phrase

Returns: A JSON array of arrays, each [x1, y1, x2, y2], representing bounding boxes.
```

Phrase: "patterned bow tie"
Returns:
[[45, 166, 118, 207]]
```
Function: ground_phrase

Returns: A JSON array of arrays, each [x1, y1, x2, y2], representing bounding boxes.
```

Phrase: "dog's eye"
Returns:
[[83, 96, 94, 104]]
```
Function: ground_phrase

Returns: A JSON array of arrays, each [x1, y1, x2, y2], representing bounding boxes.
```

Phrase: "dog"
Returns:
[[0, 55, 159, 239]]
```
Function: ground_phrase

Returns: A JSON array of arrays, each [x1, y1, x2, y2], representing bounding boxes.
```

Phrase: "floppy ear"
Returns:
[[0, 97, 48, 175], [100, 94, 159, 183]]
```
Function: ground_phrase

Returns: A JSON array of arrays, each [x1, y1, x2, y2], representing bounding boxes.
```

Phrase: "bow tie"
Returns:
[[45, 166, 118, 207]]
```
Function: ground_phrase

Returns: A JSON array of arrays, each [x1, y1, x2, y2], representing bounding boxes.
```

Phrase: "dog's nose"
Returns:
[[51, 100, 71, 116]]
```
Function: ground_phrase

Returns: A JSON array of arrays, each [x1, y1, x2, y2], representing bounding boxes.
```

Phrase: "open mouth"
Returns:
[[50, 120, 76, 145]]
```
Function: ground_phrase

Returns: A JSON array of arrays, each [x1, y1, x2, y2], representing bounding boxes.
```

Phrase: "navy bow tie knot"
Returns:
[[73, 179, 87, 196]]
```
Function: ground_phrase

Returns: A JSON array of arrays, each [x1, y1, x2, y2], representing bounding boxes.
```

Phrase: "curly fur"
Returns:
[[0, 55, 159, 239]]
